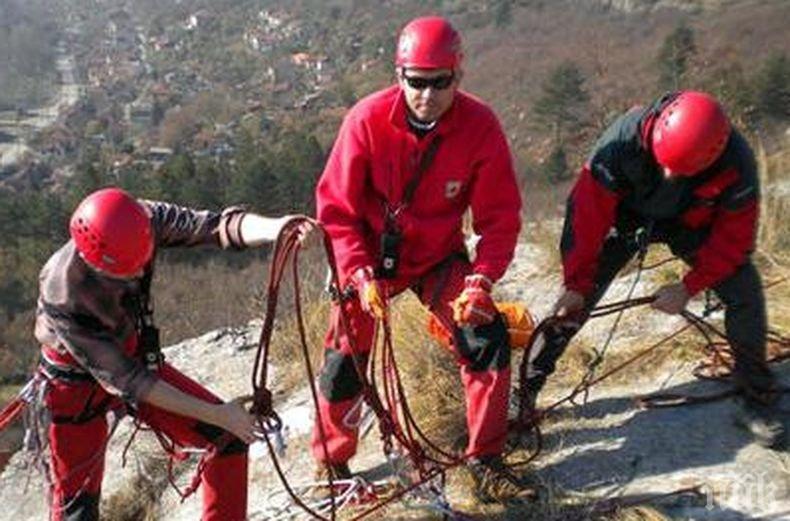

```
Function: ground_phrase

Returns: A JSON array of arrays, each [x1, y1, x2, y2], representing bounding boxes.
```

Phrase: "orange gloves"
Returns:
[[452, 274, 498, 327], [352, 267, 387, 319]]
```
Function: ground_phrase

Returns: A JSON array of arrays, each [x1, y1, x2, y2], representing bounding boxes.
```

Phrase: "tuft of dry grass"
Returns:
[[757, 142, 790, 255], [153, 257, 269, 347], [762, 260, 790, 334], [0, 384, 21, 405], [386, 293, 467, 453], [268, 294, 332, 397], [102, 449, 173, 521], [610, 506, 672, 521]]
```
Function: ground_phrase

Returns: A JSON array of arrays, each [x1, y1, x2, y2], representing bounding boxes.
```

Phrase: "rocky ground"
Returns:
[[1, 236, 789, 520]]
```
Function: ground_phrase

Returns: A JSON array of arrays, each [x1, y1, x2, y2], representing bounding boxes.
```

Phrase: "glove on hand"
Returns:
[[552, 289, 585, 319], [452, 274, 497, 327], [352, 266, 387, 319]]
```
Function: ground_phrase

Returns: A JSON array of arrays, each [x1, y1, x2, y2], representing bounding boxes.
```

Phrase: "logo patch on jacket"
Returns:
[[445, 181, 461, 199]]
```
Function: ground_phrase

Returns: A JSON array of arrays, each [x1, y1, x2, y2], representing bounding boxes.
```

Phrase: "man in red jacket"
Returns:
[[36, 187, 310, 520], [311, 16, 522, 498], [524, 91, 785, 448]]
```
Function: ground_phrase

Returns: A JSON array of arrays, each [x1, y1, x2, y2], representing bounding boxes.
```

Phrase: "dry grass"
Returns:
[[0, 384, 21, 405], [367, 292, 682, 518], [388, 293, 468, 453], [268, 294, 332, 397], [608, 506, 672, 521], [757, 143, 790, 255], [761, 260, 790, 333], [755, 143, 790, 334], [153, 256, 268, 347], [102, 449, 173, 521], [525, 218, 564, 271]]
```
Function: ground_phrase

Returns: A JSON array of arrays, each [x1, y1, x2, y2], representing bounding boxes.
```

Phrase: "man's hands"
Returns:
[[552, 290, 585, 318], [452, 274, 497, 327], [141, 381, 261, 445], [352, 266, 387, 319], [281, 215, 323, 246], [550, 283, 690, 318], [651, 282, 690, 315], [212, 396, 262, 445]]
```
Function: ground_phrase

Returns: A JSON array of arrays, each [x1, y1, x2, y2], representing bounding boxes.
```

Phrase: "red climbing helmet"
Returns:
[[395, 16, 463, 69], [70, 187, 153, 277], [652, 91, 731, 177]]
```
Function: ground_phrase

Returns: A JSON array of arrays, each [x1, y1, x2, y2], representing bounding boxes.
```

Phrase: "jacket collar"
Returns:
[[388, 85, 460, 140]]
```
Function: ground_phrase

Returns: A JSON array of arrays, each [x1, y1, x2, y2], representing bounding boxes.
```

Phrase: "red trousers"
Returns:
[[311, 255, 511, 464], [44, 363, 248, 521]]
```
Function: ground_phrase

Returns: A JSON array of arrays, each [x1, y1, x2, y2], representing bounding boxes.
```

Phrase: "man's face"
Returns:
[[397, 67, 460, 122]]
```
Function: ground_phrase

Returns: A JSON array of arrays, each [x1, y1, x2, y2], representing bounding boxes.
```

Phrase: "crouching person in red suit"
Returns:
[[36, 187, 312, 520]]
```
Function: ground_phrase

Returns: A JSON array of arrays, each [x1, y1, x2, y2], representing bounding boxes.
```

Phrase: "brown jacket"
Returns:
[[35, 200, 247, 401]]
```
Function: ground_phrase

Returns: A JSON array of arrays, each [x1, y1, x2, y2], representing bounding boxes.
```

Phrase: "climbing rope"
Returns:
[[247, 218, 481, 520], [249, 220, 789, 518]]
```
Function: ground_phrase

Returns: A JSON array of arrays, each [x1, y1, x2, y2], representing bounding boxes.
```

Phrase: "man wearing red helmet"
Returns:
[[312, 15, 522, 497], [36, 187, 311, 520], [524, 91, 785, 448]]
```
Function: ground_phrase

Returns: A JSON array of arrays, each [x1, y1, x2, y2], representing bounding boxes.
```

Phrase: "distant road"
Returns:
[[0, 43, 82, 168]]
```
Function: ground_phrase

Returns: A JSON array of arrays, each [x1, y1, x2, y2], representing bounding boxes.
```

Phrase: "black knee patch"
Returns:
[[194, 421, 248, 455], [219, 436, 248, 455], [318, 349, 367, 402], [63, 492, 100, 521], [453, 314, 510, 372]]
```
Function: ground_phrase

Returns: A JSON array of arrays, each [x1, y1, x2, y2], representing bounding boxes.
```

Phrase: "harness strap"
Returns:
[[39, 354, 94, 383], [38, 357, 116, 425]]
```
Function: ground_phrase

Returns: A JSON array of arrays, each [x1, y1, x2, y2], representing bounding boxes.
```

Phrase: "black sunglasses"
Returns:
[[401, 73, 455, 91]]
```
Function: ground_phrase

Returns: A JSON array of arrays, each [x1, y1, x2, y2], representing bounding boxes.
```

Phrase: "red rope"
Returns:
[[249, 218, 480, 519], [250, 225, 789, 518], [0, 397, 25, 432]]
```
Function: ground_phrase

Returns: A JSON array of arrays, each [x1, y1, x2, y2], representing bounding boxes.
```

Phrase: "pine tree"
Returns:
[[228, 128, 279, 211], [157, 153, 196, 203], [533, 61, 590, 145], [544, 145, 570, 184], [657, 22, 696, 91], [274, 130, 324, 213], [494, 0, 513, 28]]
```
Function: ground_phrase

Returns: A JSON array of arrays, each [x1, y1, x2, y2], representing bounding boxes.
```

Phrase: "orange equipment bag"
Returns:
[[427, 302, 535, 351]]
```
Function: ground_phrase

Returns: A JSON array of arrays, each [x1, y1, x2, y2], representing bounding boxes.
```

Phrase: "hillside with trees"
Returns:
[[0, 1, 61, 111], [0, 0, 788, 384]]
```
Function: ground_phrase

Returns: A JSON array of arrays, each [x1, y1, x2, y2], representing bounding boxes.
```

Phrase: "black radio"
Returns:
[[376, 229, 402, 279], [139, 323, 163, 370]]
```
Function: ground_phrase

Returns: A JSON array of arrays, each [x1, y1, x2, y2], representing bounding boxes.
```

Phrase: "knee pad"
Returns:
[[318, 349, 367, 402], [453, 314, 511, 371]]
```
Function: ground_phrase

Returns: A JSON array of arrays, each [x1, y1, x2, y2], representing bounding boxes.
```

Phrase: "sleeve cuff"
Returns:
[[218, 207, 247, 249]]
